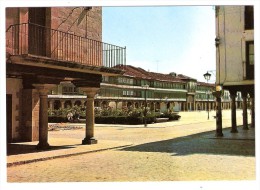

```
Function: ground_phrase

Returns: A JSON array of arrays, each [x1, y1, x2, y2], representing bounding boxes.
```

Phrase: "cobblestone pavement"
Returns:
[[6, 110, 256, 182]]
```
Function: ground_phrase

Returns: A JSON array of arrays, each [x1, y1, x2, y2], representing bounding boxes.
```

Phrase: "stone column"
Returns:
[[60, 100, 65, 109], [249, 91, 255, 128], [81, 100, 85, 106], [215, 94, 223, 137], [71, 100, 76, 107], [115, 101, 118, 109], [81, 88, 99, 145], [33, 84, 56, 149], [48, 100, 54, 110], [241, 91, 249, 130], [230, 90, 238, 133]]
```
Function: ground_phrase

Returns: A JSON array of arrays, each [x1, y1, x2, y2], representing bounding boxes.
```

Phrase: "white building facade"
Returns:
[[215, 6, 254, 136]]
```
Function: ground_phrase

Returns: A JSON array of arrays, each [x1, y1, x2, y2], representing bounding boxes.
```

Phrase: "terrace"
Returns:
[[6, 22, 126, 70]]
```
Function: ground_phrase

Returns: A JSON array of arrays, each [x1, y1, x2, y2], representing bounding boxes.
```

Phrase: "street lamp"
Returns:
[[142, 84, 149, 127], [204, 71, 211, 120]]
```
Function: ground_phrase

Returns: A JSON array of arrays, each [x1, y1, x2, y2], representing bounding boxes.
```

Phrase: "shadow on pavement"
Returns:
[[7, 144, 77, 156], [120, 127, 255, 157]]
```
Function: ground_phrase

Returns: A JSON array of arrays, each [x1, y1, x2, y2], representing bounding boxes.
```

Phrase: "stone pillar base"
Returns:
[[36, 142, 50, 150], [230, 128, 238, 133], [215, 131, 223, 137], [82, 138, 98, 145], [243, 125, 249, 130]]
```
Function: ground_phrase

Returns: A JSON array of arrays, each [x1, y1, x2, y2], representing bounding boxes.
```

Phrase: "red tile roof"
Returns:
[[176, 74, 196, 80], [114, 65, 215, 86], [197, 81, 215, 87], [115, 65, 192, 83]]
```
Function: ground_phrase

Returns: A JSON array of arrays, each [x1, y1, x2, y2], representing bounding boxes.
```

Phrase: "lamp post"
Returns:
[[204, 71, 211, 120], [206, 90, 210, 120], [142, 84, 149, 127], [214, 85, 224, 137]]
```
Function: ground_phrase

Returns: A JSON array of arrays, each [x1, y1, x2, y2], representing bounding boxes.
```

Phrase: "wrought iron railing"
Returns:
[[6, 23, 126, 68]]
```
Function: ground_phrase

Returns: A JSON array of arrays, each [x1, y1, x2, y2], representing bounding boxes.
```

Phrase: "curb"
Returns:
[[7, 144, 133, 167]]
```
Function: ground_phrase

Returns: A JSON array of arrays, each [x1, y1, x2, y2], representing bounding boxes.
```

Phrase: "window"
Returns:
[[123, 90, 134, 96], [118, 77, 133, 85], [246, 41, 254, 79], [134, 79, 141, 86], [244, 6, 254, 30], [102, 76, 109, 82], [63, 86, 75, 94], [248, 43, 254, 65]]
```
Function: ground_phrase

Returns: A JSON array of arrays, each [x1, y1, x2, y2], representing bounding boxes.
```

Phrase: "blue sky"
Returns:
[[102, 6, 216, 82]]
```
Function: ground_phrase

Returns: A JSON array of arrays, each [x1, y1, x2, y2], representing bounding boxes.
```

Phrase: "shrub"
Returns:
[[48, 116, 68, 123], [160, 111, 181, 121], [48, 106, 176, 124], [94, 115, 156, 125]]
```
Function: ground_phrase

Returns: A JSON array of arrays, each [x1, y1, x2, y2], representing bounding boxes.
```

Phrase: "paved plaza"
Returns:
[[5, 110, 256, 183]]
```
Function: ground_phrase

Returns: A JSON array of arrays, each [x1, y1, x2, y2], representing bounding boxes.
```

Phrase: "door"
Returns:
[[28, 8, 47, 56], [6, 94, 12, 143]]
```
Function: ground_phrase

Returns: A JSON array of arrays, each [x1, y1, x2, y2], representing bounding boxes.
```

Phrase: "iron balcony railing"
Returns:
[[6, 23, 126, 68]]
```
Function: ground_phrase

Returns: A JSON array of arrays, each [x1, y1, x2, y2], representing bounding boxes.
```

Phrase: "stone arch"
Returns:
[[101, 101, 108, 109], [150, 102, 155, 110], [54, 100, 61, 110], [74, 100, 82, 107], [167, 102, 170, 109], [108, 101, 116, 110], [127, 102, 132, 108], [64, 100, 72, 108], [155, 102, 160, 111]]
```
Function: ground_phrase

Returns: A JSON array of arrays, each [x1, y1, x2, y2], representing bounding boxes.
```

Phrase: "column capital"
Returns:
[[33, 84, 56, 95], [81, 87, 100, 98]]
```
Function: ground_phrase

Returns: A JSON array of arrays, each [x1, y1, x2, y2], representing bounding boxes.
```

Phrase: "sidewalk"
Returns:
[[203, 125, 255, 140], [7, 138, 133, 167]]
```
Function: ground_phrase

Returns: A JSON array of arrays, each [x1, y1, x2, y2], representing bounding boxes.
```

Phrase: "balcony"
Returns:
[[6, 23, 126, 69]]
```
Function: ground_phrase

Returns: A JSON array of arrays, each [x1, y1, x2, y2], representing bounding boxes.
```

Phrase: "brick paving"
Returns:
[[5, 110, 256, 183]]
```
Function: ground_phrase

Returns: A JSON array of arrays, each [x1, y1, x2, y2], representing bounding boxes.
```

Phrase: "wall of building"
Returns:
[[51, 7, 102, 41], [6, 8, 19, 54], [22, 89, 40, 141], [6, 7, 102, 42], [216, 6, 254, 85], [6, 78, 23, 141], [50, 7, 102, 66], [49, 72, 219, 112], [6, 78, 40, 142], [6, 7, 103, 66]]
